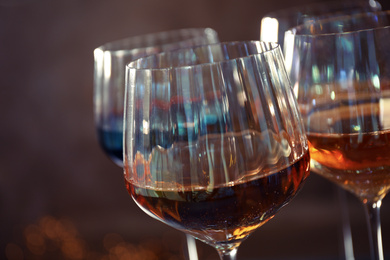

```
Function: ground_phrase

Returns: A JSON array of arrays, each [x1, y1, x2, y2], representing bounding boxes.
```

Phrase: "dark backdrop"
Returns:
[[1, 0, 390, 259]]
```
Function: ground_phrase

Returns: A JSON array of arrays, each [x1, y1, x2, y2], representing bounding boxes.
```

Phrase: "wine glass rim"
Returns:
[[93, 28, 218, 52], [286, 10, 390, 37], [262, 0, 381, 19], [126, 41, 281, 72]]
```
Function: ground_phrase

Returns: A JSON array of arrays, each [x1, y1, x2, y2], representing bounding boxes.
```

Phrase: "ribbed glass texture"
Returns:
[[125, 41, 307, 187]]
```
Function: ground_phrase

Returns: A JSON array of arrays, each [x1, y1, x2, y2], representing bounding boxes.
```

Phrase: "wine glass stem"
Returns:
[[337, 187, 354, 260], [363, 200, 384, 260], [185, 234, 198, 260], [217, 247, 238, 260]]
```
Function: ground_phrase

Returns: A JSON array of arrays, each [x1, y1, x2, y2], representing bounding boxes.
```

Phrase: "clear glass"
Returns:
[[284, 11, 390, 260], [93, 28, 219, 167], [123, 41, 311, 259], [260, 0, 381, 49]]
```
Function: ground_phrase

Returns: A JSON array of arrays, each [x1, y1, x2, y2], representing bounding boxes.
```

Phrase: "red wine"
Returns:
[[125, 151, 310, 246]]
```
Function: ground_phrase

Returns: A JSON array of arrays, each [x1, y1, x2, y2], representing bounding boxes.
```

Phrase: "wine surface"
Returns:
[[126, 151, 310, 246]]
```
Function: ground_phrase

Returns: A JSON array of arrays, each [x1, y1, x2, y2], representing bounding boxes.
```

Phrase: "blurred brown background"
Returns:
[[1, 0, 390, 259]]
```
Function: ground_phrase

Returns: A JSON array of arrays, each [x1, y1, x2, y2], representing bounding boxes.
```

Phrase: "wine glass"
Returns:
[[261, 2, 382, 259], [93, 28, 219, 167], [93, 28, 219, 260], [284, 11, 390, 260], [260, 0, 381, 50], [123, 41, 311, 259]]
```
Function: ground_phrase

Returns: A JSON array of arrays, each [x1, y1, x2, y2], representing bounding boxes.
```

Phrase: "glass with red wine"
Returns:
[[123, 41, 311, 259]]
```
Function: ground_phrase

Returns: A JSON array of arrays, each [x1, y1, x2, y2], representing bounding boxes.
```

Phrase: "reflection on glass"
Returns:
[[93, 28, 219, 166]]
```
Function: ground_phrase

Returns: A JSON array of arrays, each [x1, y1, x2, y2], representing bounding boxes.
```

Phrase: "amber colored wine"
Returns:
[[303, 92, 390, 202], [308, 131, 390, 202], [125, 152, 310, 246]]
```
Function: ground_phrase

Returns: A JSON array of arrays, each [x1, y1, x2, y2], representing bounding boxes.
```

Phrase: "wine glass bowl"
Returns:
[[93, 28, 219, 166], [285, 11, 390, 203], [302, 85, 390, 204], [124, 41, 310, 259], [284, 10, 390, 259]]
